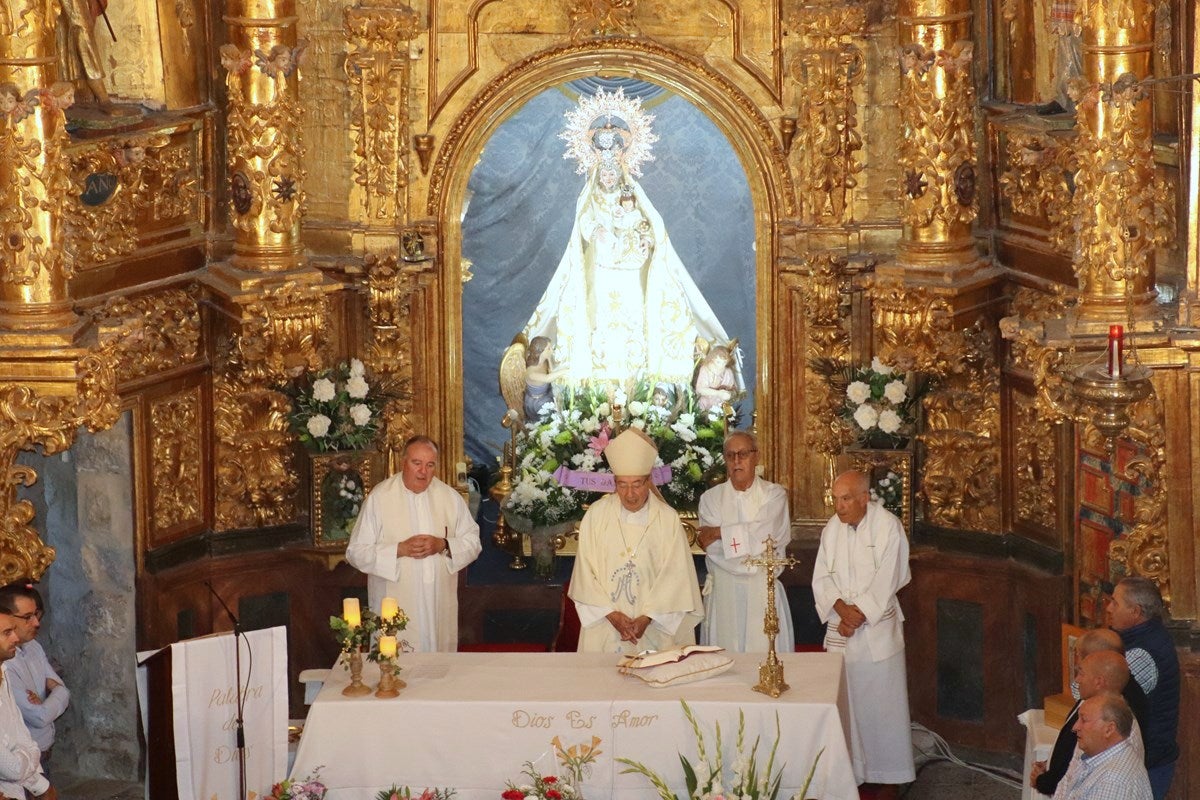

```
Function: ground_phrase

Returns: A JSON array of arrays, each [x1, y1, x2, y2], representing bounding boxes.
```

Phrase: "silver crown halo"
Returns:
[[559, 86, 659, 179]]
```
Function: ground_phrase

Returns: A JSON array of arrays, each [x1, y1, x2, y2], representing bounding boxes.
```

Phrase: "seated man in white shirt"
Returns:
[[0, 584, 68, 765], [0, 608, 55, 799]]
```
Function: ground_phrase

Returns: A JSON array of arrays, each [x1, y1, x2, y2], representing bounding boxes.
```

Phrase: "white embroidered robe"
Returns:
[[569, 493, 703, 654], [346, 475, 482, 652], [698, 477, 795, 652]]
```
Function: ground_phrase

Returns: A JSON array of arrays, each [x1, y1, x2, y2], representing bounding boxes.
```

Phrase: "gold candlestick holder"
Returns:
[[746, 536, 800, 698], [375, 658, 405, 698], [342, 649, 372, 696]]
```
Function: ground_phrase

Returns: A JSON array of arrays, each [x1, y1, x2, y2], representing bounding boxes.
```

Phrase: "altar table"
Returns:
[[290, 651, 863, 800]]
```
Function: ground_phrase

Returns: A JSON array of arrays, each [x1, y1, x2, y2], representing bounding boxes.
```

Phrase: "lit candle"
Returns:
[[1107, 324, 1124, 378], [342, 597, 361, 628], [378, 635, 397, 659], [380, 597, 398, 621]]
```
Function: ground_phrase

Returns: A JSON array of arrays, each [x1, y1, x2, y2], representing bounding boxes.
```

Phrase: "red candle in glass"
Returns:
[[1107, 324, 1124, 377]]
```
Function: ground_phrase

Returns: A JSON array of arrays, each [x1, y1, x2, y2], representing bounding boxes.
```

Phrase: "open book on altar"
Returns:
[[617, 644, 725, 668], [617, 645, 734, 687]]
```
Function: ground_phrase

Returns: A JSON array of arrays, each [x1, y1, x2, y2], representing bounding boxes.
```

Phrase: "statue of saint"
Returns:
[[523, 88, 730, 387], [56, 0, 116, 113]]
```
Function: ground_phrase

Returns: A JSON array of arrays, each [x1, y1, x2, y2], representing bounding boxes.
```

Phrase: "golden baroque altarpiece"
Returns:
[[0, 0, 1197, 625]]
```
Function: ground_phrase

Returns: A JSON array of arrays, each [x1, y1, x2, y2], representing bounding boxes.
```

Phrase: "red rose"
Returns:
[[502, 790, 524, 800], [542, 776, 557, 784], [547, 791, 562, 799]]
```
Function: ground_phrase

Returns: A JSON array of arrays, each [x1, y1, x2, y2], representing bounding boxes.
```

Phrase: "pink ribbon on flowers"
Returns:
[[551, 465, 673, 492]]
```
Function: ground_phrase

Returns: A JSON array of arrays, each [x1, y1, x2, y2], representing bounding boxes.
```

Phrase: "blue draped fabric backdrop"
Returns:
[[461, 78, 757, 468]]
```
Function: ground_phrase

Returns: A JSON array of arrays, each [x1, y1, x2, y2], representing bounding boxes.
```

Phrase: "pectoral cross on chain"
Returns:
[[746, 536, 800, 698]]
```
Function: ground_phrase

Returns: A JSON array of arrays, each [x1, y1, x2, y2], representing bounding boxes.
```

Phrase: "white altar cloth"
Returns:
[[290, 651, 862, 800]]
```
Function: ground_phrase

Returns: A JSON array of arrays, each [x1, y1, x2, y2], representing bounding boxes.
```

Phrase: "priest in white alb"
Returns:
[[346, 435, 482, 651], [812, 469, 915, 788], [569, 428, 704, 653], [697, 430, 795, 652]]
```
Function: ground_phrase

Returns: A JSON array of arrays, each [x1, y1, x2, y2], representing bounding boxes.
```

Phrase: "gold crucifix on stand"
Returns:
[[746, 536, 799, 697]]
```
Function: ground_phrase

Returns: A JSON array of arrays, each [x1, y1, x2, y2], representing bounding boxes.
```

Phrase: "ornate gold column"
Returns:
[[0, 0, 76, 332], [0, 7, 119, 581], [344, 0, 420, 256], [1071, 0, 1167, 320], [893, 0, 980, 276], [868, 0, 1004, 534], [218, 0, 309, 277], [205, 0, 338, 531]]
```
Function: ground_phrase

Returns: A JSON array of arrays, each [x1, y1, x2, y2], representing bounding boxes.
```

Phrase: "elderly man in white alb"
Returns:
[[346, 435, 482, 651], [569, 428, 704, 653], [812, 469, 914, 791], [696, 430, 794, 652]]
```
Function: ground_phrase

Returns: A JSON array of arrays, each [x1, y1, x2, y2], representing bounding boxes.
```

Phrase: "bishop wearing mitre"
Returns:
[[569, 428, 704, 653]]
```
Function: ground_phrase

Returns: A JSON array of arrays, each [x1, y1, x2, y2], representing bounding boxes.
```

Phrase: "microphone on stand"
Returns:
[[206, 580, 250, 800]]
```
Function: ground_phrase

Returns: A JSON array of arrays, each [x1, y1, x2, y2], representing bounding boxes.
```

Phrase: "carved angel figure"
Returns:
[[0, 83, 41, 123], [219, 43, 252, 76], [254, 42, 306, 79]]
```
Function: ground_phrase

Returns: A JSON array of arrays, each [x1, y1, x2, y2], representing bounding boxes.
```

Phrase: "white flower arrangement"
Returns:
[[288, 361, 386, 452], [869, 470, 904, 520], [841, 360, 915, 448], [503, 383, 727, 527]]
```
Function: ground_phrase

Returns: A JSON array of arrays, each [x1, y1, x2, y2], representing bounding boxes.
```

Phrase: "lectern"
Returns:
[[137, 627, 289, 800]]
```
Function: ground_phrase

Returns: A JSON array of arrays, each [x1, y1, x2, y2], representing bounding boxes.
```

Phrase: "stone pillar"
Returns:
[[0, 0, 78, 332], [221, 0, 307, 274], [1072, 0, 1163, 320], [895, 0, 979, 276]]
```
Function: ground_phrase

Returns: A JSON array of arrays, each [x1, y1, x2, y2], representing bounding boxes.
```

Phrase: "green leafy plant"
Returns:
[[617, 700, 822, 800]]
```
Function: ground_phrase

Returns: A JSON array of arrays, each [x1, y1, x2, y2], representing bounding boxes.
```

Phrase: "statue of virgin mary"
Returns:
[[523, 88, 730, 386]]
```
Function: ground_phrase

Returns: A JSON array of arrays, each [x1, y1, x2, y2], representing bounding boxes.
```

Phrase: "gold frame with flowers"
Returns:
[[309, 449, 378, 549], [843, 442, 914, 534]]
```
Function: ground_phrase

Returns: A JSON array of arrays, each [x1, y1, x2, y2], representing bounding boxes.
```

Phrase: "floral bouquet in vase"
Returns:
[[265, 771, 325, 800], [287, 359, 385, 452], [842, 358, 915, 449]]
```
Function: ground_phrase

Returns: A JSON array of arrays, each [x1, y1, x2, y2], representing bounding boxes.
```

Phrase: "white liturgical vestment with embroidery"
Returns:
[[570, 493, 703, 654], [346, 475, 482, 652], [698, 477, 795, 652]]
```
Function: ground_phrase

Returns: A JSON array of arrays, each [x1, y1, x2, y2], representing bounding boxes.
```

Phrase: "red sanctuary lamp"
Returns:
[[1107, 325, 1124, 377]]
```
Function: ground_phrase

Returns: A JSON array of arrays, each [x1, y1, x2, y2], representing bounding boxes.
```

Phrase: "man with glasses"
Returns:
[[0, 584, 68, 768], [696, 430, 794, 652], [812, 470, 914, 795], [569, 429, 703, 653], [0, 596, 56, 799]]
